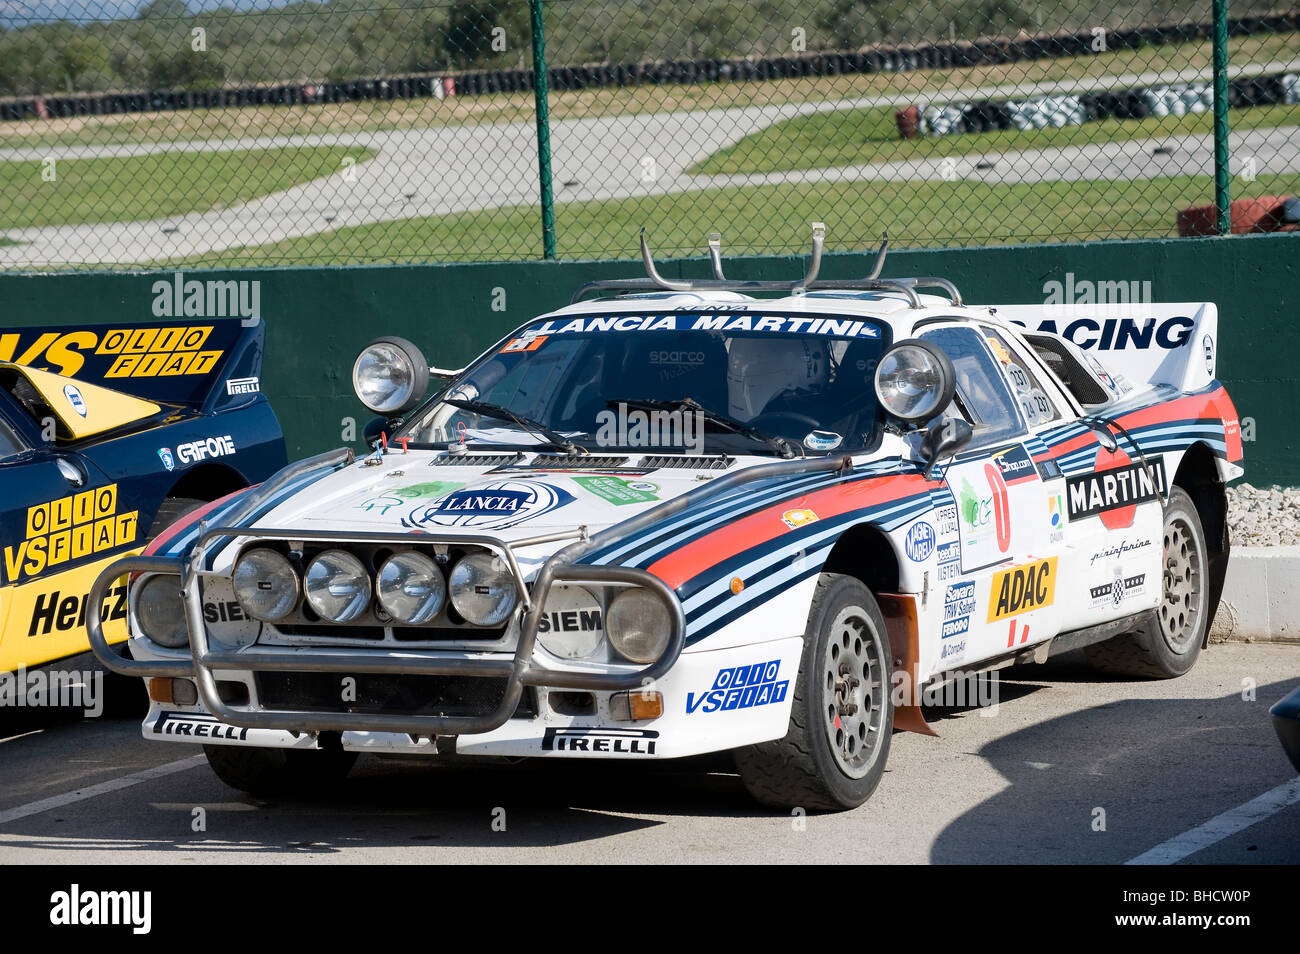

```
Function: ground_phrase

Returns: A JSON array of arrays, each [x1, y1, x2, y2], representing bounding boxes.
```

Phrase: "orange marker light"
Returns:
[[731, 577, 745, 594], [147, 677, 174, 704], [629, 692, 664, 721]]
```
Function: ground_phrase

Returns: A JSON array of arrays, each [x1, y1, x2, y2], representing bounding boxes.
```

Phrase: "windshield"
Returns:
[[403, 311, 891, 456]]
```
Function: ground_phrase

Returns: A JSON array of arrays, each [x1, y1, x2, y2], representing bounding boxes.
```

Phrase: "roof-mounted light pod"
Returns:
[[352, 336, 430, 416], [874, 339, 957, 424]]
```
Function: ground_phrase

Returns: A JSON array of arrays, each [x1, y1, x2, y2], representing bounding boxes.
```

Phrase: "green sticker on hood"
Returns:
[[573, 476, 660, 506], [356, 480, 465, 515]]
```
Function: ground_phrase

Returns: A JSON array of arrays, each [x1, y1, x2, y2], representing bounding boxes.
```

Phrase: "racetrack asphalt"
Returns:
[[0, 641, 1295, 864]]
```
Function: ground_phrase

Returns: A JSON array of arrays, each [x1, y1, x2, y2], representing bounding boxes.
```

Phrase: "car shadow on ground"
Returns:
[[0, 745, 783, 855], [927, 655, 1299, 864]]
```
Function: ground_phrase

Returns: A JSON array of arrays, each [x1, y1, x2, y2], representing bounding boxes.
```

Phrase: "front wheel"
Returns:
[[1084, 486, 1210, 678], [734, 574, 893, 811]]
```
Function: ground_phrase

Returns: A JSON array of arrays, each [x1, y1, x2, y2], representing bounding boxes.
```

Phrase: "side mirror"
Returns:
[[920, 418, 973, 480]]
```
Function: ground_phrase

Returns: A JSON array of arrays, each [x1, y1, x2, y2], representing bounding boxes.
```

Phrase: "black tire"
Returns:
[[203, 742, 358, 796], [734, 573, 894, 811], [1084, 486, 1209, 678], [146, 496, 207, 542]]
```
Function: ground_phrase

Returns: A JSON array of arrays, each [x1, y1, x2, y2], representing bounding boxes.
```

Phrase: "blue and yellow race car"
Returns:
[[0, 318, 285, 675]]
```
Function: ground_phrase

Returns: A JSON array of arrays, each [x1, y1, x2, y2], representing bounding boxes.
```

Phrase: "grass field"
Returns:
[[0, 146, 375, 230], [692, 102, 1300, 174], [157, 171, 1300, 268], [0, 32, 1291, 150]]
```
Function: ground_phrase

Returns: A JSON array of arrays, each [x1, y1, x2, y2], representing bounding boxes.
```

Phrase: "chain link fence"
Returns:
[[0, 0, 1296, 269]]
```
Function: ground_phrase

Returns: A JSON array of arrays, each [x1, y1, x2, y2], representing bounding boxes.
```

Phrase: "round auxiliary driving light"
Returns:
[[449, 552, 517, 626], [377, 551, 446, 625], [304, 549, 372, 623], [352, 336, 430, 416], [233, 548, 299, 622], [873, 339, 956, 423]]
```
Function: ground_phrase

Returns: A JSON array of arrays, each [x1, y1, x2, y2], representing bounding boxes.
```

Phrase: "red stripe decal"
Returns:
[[648, 474, 930, 590]]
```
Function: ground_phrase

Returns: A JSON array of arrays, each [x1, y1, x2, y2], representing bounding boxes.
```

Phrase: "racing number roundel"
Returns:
[[984, 462, 1011, 553]]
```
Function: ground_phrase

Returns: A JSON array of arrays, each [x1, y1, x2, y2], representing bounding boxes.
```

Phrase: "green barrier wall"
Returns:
[[1, 233, 1295, 483]]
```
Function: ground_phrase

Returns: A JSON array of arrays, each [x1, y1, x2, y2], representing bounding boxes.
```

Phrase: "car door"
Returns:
[[993, 328, 1166, 632], [0, 403, 134, 674], [918, 324, 1058, 669]]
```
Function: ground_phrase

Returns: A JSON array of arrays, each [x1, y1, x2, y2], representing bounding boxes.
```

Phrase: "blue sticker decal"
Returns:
[[686, 659, 789, 715], [403, 480, 575, 531], [904, 521, 936, 562], [803, 430, 843, 451], [158, 447, 175, 472]]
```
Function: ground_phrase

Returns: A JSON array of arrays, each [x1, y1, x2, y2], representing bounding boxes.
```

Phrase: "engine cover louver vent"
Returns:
[[640, 455, 733, 470], [428, 453, 523, 467], [528, 454, 630, 469]]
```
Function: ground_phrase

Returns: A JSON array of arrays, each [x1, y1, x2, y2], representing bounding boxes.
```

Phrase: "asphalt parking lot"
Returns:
[[0, 642, 1296, 864]]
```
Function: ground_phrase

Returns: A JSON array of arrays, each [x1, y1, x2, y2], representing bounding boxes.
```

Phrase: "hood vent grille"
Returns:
[[429, 453, 523, 467], [641, 455, 733, 471], [528, 454, 629, 469]]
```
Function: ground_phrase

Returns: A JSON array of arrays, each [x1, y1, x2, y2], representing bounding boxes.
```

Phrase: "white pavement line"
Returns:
[[0, 755, 206, 826], [1125, 777, 1300, 865], [0, 728, 43, 744]]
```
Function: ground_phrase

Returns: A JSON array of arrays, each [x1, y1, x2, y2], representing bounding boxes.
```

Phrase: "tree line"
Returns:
[[0, 0, 1286, 97]]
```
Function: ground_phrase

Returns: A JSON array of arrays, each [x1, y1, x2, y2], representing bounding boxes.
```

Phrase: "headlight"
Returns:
[[304, 549, 372, 623], [233, 548, 299, 622], [449, 552, 517, 626], [377, 551, 445, 624], [352, 336, 430, 415], [606, 588, 671, 664], [536, 585, 605, 659], [135, 574, 188, 648], [874, 339, 956, 423]]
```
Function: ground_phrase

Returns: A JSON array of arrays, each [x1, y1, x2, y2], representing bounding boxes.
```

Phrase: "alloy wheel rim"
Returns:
[[821, 604, 886, 779], [1159, 515, 1204, 654]]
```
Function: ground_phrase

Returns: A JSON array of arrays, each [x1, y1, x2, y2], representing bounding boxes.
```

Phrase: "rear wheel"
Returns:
[[734, 574, 893, 811], [204, 742, 358, 797], [1084, 486, 1209, 678]]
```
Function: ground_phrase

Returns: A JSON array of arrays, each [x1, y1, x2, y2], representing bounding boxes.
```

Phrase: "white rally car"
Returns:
[[91, 228, 1243, 810]]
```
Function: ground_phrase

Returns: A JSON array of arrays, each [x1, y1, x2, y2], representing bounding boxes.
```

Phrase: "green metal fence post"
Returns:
[[1212, 0, 1231, 235], [529, 0, 557, 259]]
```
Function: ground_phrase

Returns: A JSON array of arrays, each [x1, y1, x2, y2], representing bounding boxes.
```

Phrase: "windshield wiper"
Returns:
[[445, 399, 585, 455], [609, 397, 797, 459]]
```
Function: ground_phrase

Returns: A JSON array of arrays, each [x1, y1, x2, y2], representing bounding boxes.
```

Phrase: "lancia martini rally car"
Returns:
[[90, 228, 1242, 810], [0, 318, 285, 680]]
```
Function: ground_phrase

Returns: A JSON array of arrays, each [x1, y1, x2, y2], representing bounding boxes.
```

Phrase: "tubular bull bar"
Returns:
[[87, 540, 685, 736], [87, 449, 849, 737]]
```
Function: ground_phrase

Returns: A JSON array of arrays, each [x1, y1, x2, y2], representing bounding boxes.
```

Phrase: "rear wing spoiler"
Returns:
[[995, 302, 1219, 394], [0, 317, 266, 414]]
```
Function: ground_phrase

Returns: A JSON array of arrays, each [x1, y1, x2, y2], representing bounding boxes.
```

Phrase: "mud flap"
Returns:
[[876, 592, 937, 737]]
